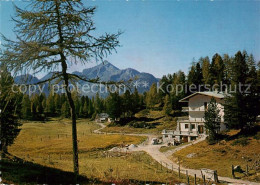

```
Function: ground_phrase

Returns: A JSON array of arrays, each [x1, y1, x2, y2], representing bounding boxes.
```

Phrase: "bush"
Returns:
[[206, 136, 218, 145], [231, 137, 249, 146], [253, 132, 260, 140], [128, 121, 154, 129]]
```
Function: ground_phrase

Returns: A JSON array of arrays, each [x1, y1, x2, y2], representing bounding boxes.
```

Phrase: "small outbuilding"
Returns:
[[95, 113, 109, 123]]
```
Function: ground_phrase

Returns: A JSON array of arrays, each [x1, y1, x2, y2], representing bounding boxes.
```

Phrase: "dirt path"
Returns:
[[94, 122, 258, 185]]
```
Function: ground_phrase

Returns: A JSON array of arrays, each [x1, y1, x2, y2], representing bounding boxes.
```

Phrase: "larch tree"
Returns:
[[163, 94, 172, 116], [0, 0, 121, 179], [201, 56, 210, 85]]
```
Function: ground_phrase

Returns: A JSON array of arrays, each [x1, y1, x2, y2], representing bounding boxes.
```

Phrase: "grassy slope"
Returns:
[[102, 110, 177, 134], [5, 118, 184, 184], [171, 130, 260, 182]]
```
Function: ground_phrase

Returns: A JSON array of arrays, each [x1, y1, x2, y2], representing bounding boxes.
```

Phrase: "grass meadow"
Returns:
[[171, 130, 260, 182], [4, 118, 186, 184]]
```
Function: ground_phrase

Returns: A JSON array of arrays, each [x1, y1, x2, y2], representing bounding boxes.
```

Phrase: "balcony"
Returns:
[[189, 107, 206, 111], [177, 117, 205, 123], [162, 129, 199, 136], [177, 116, 189, 121], [182, 107, 189, 112]]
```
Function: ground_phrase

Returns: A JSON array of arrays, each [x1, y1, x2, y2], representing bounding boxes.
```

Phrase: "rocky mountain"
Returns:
[[14, 61, 159, 96]]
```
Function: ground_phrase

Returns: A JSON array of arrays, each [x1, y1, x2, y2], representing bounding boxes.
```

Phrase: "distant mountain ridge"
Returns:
[[14, 61, 159, 96]]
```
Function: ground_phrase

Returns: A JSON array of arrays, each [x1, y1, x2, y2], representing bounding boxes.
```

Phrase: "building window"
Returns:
[[191, 124, 195, 129], [185, 124, 189, 129]]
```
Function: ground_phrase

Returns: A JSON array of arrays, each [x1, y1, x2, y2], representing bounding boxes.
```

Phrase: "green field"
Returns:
[[4, 118, 185, 184]]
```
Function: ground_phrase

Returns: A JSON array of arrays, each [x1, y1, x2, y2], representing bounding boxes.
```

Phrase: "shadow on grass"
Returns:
[[1, 155, 180, 185], [1, 156, 91, 185], [224, 125, 260, 141]]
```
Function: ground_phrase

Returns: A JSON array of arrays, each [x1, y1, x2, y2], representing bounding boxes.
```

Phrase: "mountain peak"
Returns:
[[98, 60, 119, 70]]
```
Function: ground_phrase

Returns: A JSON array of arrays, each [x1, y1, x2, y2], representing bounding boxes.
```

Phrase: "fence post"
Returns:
[[194, 174, 196, 185], [186, 170, 189, 185], [246, 164, 249, 175], [214, 170, 219, 182], [178, 157, 181, 179], [232, 164, 235, 178], [203, 175, 206, 185]]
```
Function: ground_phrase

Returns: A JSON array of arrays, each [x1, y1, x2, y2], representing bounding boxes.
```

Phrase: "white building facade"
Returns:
[[162, 92, 227, 143]]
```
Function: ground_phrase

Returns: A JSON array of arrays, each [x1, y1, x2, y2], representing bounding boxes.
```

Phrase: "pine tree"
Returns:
[[208, 53, 225, 89], [132, 88, 140, 113], [61, 101, 70, 118], [204, 98, 221, 144], [201, 57, 210, 84], [0, 66, 22, 156], [187, 62, 202, 91], [21, 95, 31, 119], [223, 54, 233, 86], [35, 94, 44, 115], [224, 51, 259, 133], [122, 90, 133, 117], [41, 94, 47, 114], [83, 99, 89, 117], [46, 94, 55, 115], [79, 96, 85, 117], [106, 92, 122, 119], [54, 93, 61, 115], [88, 98, 95, 118], [31, 101, 37, 118], [94, 93, 104, 114]]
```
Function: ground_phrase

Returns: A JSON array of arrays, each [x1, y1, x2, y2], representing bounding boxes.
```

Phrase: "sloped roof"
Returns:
[[179, 91, 227, 102], [97, 113, 109, 118]]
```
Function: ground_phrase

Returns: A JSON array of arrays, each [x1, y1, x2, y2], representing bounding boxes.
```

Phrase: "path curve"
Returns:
[[93, 122, 258, 185]]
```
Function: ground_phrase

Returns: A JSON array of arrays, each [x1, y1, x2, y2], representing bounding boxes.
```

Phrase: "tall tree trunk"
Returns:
[[62, 57, 79, 179], [55, 1, 79, 180]]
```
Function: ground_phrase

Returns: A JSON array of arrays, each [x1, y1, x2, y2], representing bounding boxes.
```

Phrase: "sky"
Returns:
[[0, 0, 259, 78]]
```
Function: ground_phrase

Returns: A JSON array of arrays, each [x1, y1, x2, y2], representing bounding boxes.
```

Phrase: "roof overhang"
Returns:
[[179, 92, 226, 102]]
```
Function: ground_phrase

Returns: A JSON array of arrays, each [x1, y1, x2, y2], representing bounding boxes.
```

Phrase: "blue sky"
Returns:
[[1, 0, 259, 78]]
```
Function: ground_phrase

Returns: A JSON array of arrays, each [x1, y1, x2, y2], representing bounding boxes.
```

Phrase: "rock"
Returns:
[[128, 144, 137, 149], [109, 147, 121, 152], [186, 153, 197, 158], [234, 165, 244, 173]]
